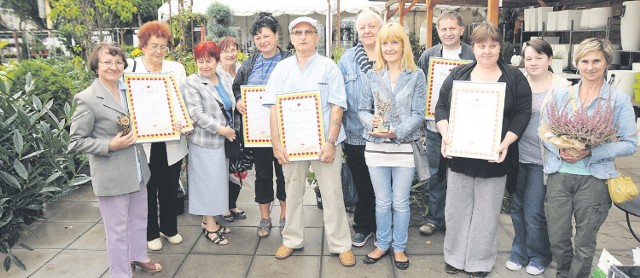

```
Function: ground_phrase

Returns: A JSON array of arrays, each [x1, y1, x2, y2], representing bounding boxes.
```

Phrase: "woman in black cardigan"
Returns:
[[434, 22, 531, 278]]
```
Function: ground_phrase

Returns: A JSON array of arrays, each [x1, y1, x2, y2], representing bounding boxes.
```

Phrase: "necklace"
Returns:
[[141, 57, 162, 73]]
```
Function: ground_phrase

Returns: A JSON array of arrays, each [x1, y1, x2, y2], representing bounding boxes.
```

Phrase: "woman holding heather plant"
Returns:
[[540, 38, 638, 278]]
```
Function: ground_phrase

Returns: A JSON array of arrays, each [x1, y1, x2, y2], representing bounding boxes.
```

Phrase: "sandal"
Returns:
[[222, 213, 235, 222], [132, 260, 163, 273], [203, 229, 229, 245], [201, 221, 231, 234], [231, 209, 247, 220], [257, 218, 272, 237]]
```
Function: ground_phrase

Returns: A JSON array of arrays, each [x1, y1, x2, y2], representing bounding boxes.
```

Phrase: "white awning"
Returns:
[[158, 0, 385, 21]]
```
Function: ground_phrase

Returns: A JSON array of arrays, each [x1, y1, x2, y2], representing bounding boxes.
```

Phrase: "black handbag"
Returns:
[[214, 98, 242, 159], [341, 163, 359, 207]]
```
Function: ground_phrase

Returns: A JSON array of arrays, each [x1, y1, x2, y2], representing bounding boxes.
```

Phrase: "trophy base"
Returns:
[[372, 127, 390, 133]]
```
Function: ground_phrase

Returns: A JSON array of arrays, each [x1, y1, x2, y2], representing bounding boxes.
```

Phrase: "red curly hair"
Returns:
[[137, 21, 172, 48], [194, 41, 221, 62]]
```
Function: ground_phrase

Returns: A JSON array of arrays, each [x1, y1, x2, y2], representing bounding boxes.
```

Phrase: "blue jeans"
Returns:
[[425, 129, 446, 227], [509, 163, 551, 266], [368, 166, 415, 252]]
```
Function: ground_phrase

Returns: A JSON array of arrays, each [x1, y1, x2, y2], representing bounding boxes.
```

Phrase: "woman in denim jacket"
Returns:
[[357, 22, 426, 270], [541, 38, 638, 278], [337, 9, 382, 247]]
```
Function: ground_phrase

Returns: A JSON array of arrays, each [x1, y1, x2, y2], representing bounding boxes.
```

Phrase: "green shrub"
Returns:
[[0, 73, 89, 271]]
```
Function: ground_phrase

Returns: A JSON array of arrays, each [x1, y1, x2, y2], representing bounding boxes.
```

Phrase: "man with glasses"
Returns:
[[262, 16, 355, 267]]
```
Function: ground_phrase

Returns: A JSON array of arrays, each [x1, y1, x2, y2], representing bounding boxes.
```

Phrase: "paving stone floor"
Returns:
[[4, 150, 640, 278]]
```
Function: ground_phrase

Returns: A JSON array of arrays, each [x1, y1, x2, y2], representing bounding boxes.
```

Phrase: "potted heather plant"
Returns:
[[539, 90, 617, 156]]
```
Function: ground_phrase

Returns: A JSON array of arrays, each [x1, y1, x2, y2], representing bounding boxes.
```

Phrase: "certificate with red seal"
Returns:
[[241, 86, 272, 147], [444, 81, 505, 161], [124, 73, 184, 143], [276, 91, 325, 161], [425, 58, 471, 119]]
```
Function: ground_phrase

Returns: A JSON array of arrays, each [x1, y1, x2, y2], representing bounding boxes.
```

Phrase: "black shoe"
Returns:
[[222, 214, 234, 222], [363, 249, 389, 264], [395, 259, 409, 270], [468, 271, 490, 277], [445, 263, 462, 274]]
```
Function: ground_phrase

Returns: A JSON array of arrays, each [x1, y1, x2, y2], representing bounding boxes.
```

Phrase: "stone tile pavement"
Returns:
[[4, 150, 640, 278]]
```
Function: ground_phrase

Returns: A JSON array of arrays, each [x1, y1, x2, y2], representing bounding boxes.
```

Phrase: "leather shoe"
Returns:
[[160, 232, 183, 244], [363, 249, 389, 264], [147, 238, 162, 251], [445, 262, 462, 274], [275, 245, 296, 260], [339, 250, 356, 267]]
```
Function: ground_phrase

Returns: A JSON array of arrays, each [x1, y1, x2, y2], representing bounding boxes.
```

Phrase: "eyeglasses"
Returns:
[[222, 49, 238, 54], [291, 29, 317, 36], [148, 44, 169, 52], [99, 61, 125, 67]]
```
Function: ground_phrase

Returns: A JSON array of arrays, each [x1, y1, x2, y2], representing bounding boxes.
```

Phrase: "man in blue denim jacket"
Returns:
[[337, 9, 383, 247], [416, 11, 475, 235]]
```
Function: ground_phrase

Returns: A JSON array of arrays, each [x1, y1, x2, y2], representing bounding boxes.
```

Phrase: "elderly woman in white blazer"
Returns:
[[181, 41, 237, 245], [69, 43, 162, 276]]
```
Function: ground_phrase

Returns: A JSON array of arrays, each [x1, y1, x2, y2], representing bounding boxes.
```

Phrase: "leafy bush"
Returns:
[[6, 58, 92, 118], [206, 2, 236, 41], [0, 74, 89, 271]]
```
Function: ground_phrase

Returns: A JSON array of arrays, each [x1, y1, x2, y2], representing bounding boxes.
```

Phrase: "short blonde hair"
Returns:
[[470, 22, 502, 47], [374, 22, 417, 71], [574, 38, 614, 66]]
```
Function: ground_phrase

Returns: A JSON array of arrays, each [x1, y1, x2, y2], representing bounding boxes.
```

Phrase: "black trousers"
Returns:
[[229, 181, 241, 209], [252, 147, 286, 204], [344, 144, 376, 234], [147, 142, 181, 240]]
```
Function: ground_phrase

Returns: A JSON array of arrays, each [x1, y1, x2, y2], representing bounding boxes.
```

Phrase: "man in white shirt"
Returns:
[[262, 16, 355, 267]]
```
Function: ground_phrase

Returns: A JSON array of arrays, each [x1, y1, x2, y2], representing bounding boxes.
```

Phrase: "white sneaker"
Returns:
[[505, 260, 522, 271], [147, 238, 163, 251], [526, 262, 545, 276], [160, 232, 183, 244]]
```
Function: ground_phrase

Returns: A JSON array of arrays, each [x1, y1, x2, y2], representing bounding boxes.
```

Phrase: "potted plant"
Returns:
[[551, 52, 565, 73]]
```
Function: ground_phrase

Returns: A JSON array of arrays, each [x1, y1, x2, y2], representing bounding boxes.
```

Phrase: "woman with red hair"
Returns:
[[124, 20, 188, 251], [181, 41, 236, 245]]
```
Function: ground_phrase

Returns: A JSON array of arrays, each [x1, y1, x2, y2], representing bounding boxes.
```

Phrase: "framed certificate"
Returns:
[[241, 86, 272, 147], [124, 74, 181, 143], [425, 58, 471, 119], [167, 74, 194, 133], [444, 81, 505, 161], [276, 91, 325, 161]]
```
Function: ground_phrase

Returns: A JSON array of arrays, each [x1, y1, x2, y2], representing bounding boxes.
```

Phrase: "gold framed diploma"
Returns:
[[276, 91, 325, 161], [241, 86, 272, 147], [124, 74, 184, 143], [425, 58, 471, 119], [167, 74, 194, 133], [444, 81, 505, 161]]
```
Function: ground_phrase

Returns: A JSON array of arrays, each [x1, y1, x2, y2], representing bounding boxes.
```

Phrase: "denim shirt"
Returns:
[[338, 47, 369, 145], [358, 68, 427, 144], [540, 79, 638, 179]]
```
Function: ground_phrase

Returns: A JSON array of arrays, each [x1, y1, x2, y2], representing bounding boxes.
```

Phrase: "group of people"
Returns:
[[67, 8, 637, 278]]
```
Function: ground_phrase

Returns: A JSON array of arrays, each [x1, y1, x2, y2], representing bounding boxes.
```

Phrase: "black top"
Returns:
[[435, 61, 532, 178]]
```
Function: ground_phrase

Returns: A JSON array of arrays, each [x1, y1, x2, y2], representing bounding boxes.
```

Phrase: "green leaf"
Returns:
[[70, 174, 91, 186], [10, 253, 25, 271], [32, 95, 42, 109], [45, 171, 62, 183], [20, 150, 46, 160], [39, 186, 62, 193], [0, 171, 21, 190], [18, 243, 33, 251], [3, 256, 10, 271], [13, 160, 28, 180], [12, 131, 24, 155]]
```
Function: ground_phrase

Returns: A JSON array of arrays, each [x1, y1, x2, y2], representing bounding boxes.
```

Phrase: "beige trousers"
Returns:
[[282, 145, 351, 253]]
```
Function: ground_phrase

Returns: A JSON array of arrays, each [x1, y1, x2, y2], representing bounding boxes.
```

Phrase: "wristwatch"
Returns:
[[326, 138, 336, 144]]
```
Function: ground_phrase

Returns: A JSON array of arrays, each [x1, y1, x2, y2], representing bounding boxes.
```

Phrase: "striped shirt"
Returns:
[[263, 52, 347, 144], [364, 142, 414, 167]]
